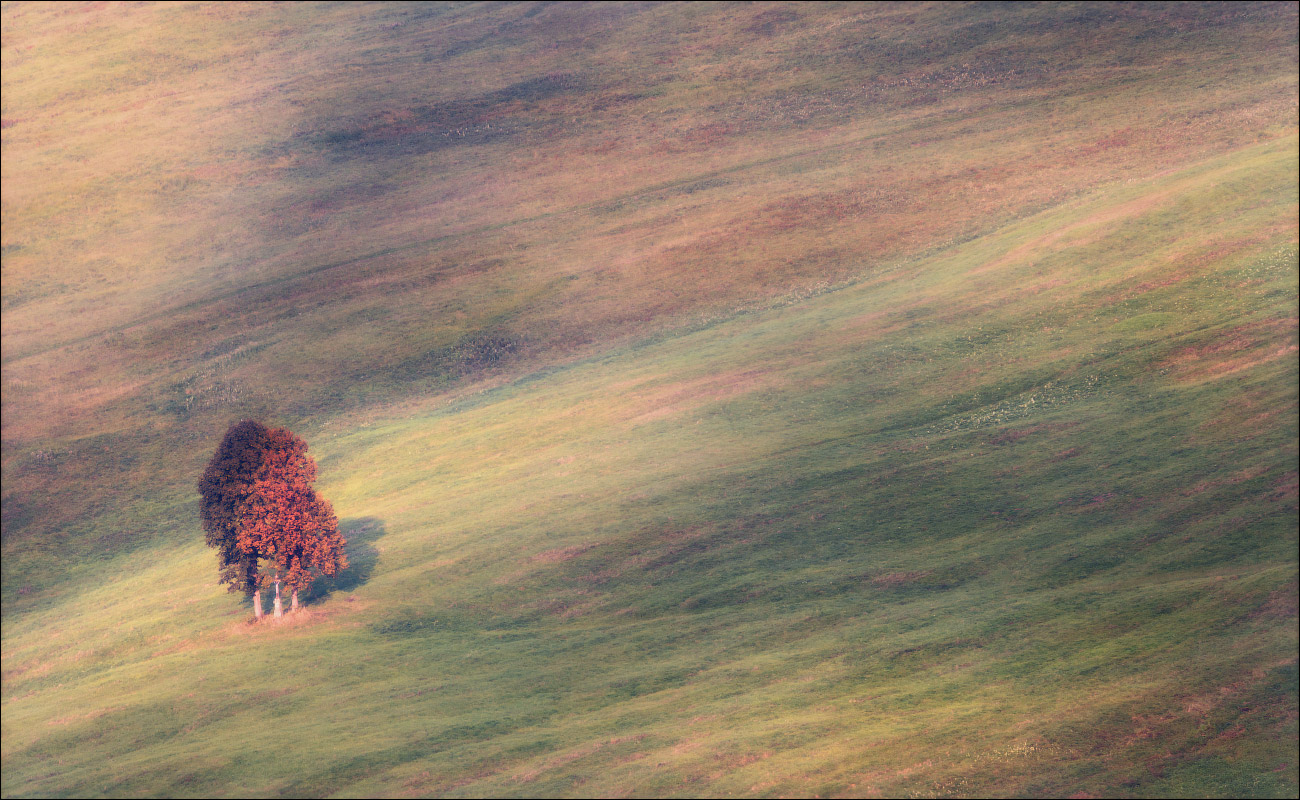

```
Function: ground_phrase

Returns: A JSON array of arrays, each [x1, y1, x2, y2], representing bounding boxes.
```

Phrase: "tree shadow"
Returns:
[[305, 516, 384, 602]]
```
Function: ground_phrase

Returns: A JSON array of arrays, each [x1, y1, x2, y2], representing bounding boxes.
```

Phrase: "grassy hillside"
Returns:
[[2, 2, 1296, 798]]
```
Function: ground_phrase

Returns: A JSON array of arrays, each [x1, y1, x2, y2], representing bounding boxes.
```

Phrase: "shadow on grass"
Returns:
[[305, 516, 384, 602]]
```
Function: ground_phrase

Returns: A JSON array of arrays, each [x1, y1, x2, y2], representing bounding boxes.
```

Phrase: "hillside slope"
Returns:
[[2, 3, 1297, 798]]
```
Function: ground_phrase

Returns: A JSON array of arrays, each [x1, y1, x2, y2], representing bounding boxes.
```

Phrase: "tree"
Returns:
[[282, 496, 347, 612], [199, 421, 346, 620], [235, 426, 347, 617], [198, 420, 271, 618]]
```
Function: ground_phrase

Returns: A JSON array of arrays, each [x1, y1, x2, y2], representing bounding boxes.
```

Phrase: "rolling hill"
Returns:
[[2, 2, 1296, 797]]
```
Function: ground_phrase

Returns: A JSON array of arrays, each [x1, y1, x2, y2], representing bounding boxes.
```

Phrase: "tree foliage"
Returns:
[[237, 427, 347, 598], [199, 421, 345, 611], [198, 419, 270, 596]]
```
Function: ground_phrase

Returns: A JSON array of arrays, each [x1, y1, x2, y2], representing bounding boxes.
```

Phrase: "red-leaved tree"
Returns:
[[236, 427, 347, 617], [198, 420, 271, 618], [282, 495, 347, 611]]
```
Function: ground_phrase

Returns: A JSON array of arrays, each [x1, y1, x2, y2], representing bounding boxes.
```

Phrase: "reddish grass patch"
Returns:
[[869, 570, 933, 589], [1160, 318, 1299, 382], [1250, 578, 1299, 621], [622, 369, 783, 425], [989, 421, 1078, 445], [1270, 471, 1299, 504], [1073, 492, 1117, 511], [1181, 465, 1271, 497], [47, 706, 121, 726], [514, 736, 639, 783], [974, 189, 1178, 276], [531, 544, 594, 564]]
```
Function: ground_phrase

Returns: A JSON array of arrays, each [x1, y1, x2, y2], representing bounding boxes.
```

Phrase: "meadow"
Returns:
[[2, 3, 1297, 797]]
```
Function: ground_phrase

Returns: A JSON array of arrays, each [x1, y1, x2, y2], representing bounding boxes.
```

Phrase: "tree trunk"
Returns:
[[273, 577, 283, 618], [291, 589, 299, 612], [253, 589, 263, 620]]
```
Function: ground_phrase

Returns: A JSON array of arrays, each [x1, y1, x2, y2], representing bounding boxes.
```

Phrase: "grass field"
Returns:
[[2, 2, 1297, 797]]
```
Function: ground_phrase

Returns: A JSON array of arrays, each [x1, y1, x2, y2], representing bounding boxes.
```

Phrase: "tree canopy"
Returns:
[[199, 421, 346, 617], [198, 419, 270, 598]]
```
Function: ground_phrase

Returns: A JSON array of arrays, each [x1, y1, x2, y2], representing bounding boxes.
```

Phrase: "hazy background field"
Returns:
[[2, 2, 1296, 797]]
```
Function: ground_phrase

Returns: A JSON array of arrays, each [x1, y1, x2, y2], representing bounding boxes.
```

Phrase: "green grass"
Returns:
[[2, 2, 1297, 798]]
